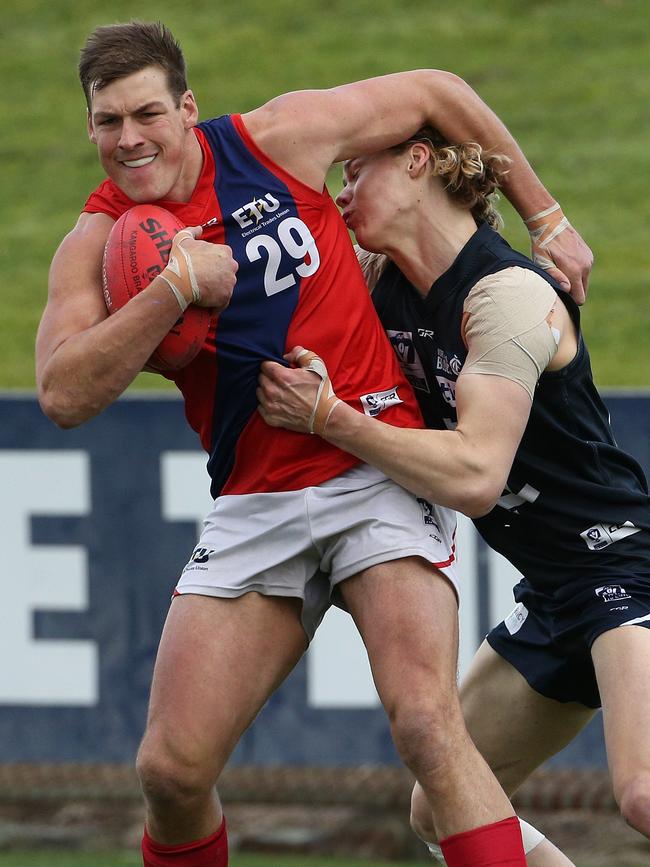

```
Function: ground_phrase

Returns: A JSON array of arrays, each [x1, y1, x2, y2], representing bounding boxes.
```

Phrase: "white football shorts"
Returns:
[[175, 463, 458, 639]]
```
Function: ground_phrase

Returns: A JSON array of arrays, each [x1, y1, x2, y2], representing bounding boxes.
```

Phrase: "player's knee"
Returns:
[[389, 697, 461, 777], [136, 737, 214, 808], [409, 783, 437, 843], [616, 773, 650, 836]]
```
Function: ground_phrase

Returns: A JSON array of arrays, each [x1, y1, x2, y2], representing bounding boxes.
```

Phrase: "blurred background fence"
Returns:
[[2, 392, 649, 786]]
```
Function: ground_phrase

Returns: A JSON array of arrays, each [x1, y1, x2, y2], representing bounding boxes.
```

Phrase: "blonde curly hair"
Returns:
[[395, 127, 511, 229]]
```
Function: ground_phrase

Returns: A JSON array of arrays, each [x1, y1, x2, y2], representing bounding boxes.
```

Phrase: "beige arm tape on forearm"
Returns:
[[525, 203, 571, 269], [295, 349, 342, 436], [158, 229, 202, 311]]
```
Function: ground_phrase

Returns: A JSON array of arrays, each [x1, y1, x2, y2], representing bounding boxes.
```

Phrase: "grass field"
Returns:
[[0, 855, 647, 867], [2, 0, 650, 389]]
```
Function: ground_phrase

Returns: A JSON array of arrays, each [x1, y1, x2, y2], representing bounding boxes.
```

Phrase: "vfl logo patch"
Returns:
[[580, 521, 641, 551], [360, 386, 403, 417], [595, 585, 631, 603]]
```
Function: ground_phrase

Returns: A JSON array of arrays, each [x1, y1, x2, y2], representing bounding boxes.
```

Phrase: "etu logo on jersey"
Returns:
[[232, 194, 281, 228]]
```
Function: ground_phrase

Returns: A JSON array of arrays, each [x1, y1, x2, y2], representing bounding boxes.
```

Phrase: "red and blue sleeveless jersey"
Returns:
[[85, 114, 424, 497]]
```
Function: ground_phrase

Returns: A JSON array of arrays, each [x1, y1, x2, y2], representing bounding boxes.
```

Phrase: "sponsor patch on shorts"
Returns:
[[417, 498, 442, 542], [505, 602, 529, 635], [580, 521, 641, 551], [594, 584, 631, 603], [183, 546, 216, 572], [360, 386, 403, 417]]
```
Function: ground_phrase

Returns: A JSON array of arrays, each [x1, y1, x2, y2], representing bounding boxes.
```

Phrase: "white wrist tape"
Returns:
[[161, 229, 202, 308], [425, 817, 545, 862], [295, 348, 341, 436], [525, 202, 571, 270], [158, 273, 189, 312]]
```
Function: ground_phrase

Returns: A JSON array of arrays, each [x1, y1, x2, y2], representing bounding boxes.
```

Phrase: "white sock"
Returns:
[[427, 842, 445, 863]]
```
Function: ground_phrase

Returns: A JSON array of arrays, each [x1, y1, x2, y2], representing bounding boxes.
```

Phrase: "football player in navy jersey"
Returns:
[[258, 130, 650, 864], [36, 20, 594, 867]]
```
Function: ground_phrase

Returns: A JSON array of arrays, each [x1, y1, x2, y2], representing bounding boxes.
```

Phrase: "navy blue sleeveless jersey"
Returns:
[[371, 223, 650, 607]]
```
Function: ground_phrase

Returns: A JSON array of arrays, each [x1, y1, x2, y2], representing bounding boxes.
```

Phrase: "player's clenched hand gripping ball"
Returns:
[[102, 205, 236, 371]]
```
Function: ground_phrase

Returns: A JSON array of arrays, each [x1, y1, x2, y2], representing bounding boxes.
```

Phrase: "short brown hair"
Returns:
[[79, 21, 188, 109]]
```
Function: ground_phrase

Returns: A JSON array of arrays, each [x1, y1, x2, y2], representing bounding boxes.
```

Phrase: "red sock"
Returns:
[[142, 818, 228, 867], [440, 816, 525, 866]]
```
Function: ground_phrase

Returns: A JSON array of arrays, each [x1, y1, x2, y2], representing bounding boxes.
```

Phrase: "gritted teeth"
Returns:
[[122, 155, 156, 168]]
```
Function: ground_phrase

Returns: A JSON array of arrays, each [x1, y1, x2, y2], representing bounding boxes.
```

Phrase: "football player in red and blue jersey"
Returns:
[[36, 21, 591, 867]]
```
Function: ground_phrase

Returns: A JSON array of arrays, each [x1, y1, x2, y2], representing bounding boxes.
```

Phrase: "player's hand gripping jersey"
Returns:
[[85, 115, 424, 497]]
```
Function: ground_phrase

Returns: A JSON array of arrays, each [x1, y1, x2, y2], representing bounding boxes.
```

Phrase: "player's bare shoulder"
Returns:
[[241, 93, 339, 192]]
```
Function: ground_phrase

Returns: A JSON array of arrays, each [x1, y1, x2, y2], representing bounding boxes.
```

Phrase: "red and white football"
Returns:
[[102, 205, 211, 372]]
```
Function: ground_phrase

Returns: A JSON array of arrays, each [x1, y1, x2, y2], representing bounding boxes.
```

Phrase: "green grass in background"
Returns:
[[2, 0, 649, 388]]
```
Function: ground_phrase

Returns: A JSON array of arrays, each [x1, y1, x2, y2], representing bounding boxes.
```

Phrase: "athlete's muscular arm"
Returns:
[[36, 213, 236, 428], [243, 71, 592, 302], [258, 353, 531, 516], [258, 284, 577, 516], [330, 375, 531, 517]]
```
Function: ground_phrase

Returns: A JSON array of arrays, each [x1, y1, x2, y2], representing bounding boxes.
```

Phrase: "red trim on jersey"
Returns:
[[433, 539, 456, 570]]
